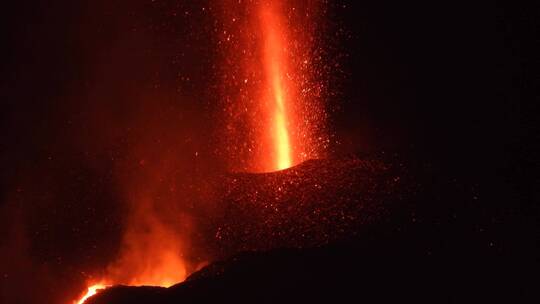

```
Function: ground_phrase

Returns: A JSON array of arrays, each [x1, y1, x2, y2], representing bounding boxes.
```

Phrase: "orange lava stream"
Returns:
[[260, 4, 293, 171], [74, 284, 108, 304], [72, 207, 188, 303]]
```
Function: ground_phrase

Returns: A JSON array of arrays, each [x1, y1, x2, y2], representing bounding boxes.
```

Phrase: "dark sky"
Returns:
[[0, 1, 534, 304]]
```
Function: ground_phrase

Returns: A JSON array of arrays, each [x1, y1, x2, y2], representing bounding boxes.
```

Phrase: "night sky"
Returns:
[[1, 1, 535, 304]]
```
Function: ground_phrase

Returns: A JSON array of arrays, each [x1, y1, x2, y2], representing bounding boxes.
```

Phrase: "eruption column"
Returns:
[[260, 5, 292, 171], [220, 0, 326, 172]]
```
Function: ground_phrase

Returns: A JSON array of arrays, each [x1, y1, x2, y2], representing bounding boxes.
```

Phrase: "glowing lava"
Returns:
[[260, 4, 293, 170], [219, 0, 328, 172], [72, 154, 190, 303], [74, 284, 108, 304]]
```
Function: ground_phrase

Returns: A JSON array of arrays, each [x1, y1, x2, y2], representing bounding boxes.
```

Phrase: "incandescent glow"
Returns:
[[71, 166, 189, 304], [75, 284, 108, 304], [260, 5, 292, 170], [219, 0, 328, 173]]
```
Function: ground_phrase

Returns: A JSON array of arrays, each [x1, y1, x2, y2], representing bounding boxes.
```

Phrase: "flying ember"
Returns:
[[219, 0, 328, 172]]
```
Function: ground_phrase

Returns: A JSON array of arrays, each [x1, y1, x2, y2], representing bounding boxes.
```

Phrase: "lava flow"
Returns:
[[74, 284, 108, 304], [72, 176, 189, 304]]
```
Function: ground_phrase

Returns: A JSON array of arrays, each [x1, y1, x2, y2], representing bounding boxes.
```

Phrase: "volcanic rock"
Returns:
[[87, 153, 536, 303], [199, 154, 414, 258]]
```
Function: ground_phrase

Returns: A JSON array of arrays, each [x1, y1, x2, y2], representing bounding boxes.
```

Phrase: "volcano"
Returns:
[[199, 154, 407, 258], [1, 1, 535, 304], [83, 153, 533, 303]]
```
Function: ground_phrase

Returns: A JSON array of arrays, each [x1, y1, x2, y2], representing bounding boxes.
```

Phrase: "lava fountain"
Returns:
[[219, 0, 328, 172], [260, 3, 293, 170]]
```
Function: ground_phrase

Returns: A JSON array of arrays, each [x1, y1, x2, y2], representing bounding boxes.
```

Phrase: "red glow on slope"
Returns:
[[74, 284, 108, 304]]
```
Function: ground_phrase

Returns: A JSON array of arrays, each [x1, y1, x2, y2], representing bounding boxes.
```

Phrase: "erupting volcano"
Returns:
[[73, 1, 328, 303], [2, 1, 530, 303]]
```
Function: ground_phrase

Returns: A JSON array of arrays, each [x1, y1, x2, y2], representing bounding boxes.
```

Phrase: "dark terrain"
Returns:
[[88, 153, 537, 303]]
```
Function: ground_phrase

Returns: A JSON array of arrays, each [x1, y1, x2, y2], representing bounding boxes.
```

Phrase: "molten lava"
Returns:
[[72, 180, 189, 303], [260, 4, 293, 170], [71, 134, 192, 303], [219, 0, 328, 173], [74, 284, 108, 304]]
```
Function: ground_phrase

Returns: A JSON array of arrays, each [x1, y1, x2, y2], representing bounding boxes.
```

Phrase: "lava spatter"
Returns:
[[218, 0, 329, 172]]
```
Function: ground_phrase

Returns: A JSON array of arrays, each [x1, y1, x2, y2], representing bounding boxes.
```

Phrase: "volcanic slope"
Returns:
[[87, 153, 536, 303]]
